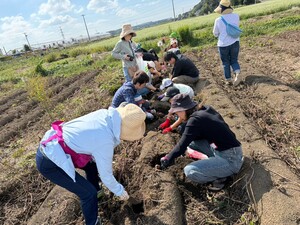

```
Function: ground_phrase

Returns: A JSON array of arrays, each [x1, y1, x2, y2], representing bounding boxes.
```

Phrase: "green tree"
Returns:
[[24, 44, 31, 52]]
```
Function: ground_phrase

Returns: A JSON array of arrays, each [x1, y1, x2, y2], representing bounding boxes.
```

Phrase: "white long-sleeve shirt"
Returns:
[[213, 13, 240, 47], [40, 107, 125, 196]]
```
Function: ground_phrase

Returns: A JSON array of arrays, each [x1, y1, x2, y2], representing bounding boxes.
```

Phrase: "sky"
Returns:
[[0, 0, 200, 53]]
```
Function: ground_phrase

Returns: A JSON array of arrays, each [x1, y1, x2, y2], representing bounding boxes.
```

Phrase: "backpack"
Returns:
[[221, 16, 242, 39]]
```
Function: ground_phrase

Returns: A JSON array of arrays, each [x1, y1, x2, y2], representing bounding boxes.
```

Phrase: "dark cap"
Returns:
[[169, 94, 197, 114], [161, 87, 180, 102]]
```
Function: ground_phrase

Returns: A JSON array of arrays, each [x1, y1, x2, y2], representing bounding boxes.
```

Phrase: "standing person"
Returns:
[[213, 0, 242, 86], [111, 70, 149, 108], [164, 51, 200, 86], [112, 24, 138, 82], [36, 103, 146, 225], [160, 94, 243, 191]]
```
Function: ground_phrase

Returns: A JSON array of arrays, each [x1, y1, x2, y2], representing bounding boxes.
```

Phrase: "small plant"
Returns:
[[177, 25, 195, 46], [44, 52, 58, 63], [34, 60, 48, 77], [26, 76, 53, 117]]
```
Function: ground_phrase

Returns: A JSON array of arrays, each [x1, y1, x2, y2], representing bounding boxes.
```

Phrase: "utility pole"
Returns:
[[81, 14, 91, 41], [3, 46, 7, 55], [60, 26, 65, 40], [24, 33, 31, 49], [171, 0, 176, 21]]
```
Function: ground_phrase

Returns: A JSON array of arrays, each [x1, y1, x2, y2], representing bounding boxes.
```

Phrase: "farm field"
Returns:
[[0, 1, 300, 225]]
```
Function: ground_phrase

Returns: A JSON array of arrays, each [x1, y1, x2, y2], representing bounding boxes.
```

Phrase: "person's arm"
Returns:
[[112, 41, 127, 60], [170, 117, 183, 130], [213, 18, 220, 37], [172, 60, 182, 78], [93, 143, 125, 196], [146, 83, 156, 91]]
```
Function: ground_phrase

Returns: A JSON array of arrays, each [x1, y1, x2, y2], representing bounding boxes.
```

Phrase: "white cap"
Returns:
[[160, 78, 173, 90]]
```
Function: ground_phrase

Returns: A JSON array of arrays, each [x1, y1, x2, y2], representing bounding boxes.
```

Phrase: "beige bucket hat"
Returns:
[[120, 24, 136, 39], [116, 103, 146, 141], [214, 0, 233, 15]]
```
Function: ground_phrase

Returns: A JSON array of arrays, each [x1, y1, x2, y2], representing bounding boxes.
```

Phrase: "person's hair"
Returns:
[[132, 70, 149, 85], [186, 98, 207, 119], [164, 51, 178, 62], [185, 106, 197, 119]]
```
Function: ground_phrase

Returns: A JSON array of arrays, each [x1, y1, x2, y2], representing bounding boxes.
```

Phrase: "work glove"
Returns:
[[162, 127, 172, 134], [119, 190, 129, 201], [159, 118, 171, 130], [157, 94, 165, 100], [160, 155, 171, 170]]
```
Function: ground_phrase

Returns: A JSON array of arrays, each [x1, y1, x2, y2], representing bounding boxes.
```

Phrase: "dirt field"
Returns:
[[0, 30, 299, 225]]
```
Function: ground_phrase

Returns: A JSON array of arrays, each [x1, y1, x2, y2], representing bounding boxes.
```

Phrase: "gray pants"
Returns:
[[172, 75, 199, 85], [184, 140, 243, 184]]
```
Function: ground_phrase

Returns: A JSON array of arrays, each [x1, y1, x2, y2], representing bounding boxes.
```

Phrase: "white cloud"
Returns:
[[116, 8, 137, 18], [87, 0, 118, 13], [0, 16, 32, 35], [39, 0, 74, 16], [74, 7, 84, 14], [39, 15, 75, 27]]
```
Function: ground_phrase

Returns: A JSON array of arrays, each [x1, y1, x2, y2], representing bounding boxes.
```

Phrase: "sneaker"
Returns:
[[225, 79, 233, 85], [233, 73, 243, 86], [208, 177, 227, 191], [95, 217, 102, 225]]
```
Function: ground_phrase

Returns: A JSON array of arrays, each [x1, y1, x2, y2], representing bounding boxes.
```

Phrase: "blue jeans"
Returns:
[[123, 67, 132, 82], [184, 140, 243, 183], [36, 148, 98, 225], [137, 87, 150, 96], [218, 41, 240, 80]]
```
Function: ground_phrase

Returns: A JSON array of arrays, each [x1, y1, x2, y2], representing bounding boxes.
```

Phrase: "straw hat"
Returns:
[[214, 0, 233, 15], [169, 94, 197, 114], [120, 24, 136, 39], [116, 103, 146, 141]]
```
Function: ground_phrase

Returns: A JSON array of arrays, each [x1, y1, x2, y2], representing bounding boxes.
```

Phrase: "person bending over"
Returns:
[[36, 103, 146, 225], [160, 94, 243, 191]]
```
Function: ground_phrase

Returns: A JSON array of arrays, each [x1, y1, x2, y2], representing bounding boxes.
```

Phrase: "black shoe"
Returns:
[[208, 177, 227, 191]]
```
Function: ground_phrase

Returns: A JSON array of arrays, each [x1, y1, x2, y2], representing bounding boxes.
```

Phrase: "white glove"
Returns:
[[119, 190, 129, 201]]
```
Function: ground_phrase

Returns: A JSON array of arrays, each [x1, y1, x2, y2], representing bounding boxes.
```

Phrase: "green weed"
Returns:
[[34, 60, 48, 77]]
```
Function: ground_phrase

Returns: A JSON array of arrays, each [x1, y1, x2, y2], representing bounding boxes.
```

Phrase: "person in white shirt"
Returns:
[[36, 103, 146, 225], [213, 0, 243, 86]]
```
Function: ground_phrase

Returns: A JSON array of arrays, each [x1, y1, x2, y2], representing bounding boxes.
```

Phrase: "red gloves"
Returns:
[[159, 118, 171, 130], [162, 127, 172, 134]]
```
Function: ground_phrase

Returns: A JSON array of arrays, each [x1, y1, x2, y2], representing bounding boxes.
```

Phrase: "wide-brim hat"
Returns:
[[161, 86, 180, 102], [170, 38, 178, 46], [169, 94, 197, 114], [160, 78, 173, 90], [120, 24, 136, 39], [214, 0, 233, 15], [116, 103, 146, 141]]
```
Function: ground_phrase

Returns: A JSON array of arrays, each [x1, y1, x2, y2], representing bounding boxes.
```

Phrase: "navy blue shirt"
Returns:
[[167, 105, 241, 161], [172, 56, 199, 78], [111, 82, 137, 108]]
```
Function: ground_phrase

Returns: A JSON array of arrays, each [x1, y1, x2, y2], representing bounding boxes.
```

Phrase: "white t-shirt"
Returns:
[[213, 13, 240, 47], [173, 83, 194, 99]]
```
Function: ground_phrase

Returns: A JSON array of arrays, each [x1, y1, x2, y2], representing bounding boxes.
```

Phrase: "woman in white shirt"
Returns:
[[213, 0, 242, 86], [36, 103, 146, 225]]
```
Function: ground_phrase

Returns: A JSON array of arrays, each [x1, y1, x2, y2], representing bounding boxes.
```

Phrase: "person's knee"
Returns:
[[184, 165, 203, 182]]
